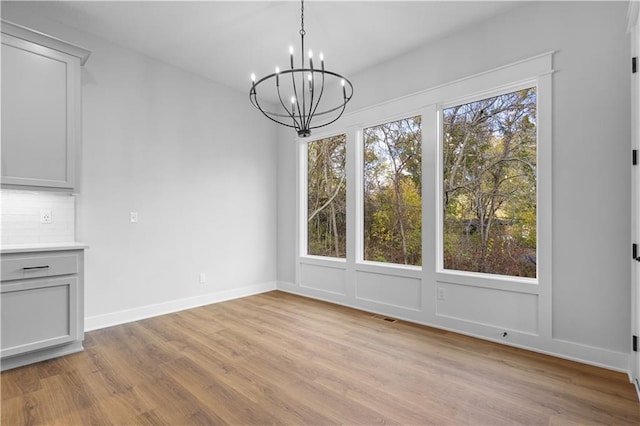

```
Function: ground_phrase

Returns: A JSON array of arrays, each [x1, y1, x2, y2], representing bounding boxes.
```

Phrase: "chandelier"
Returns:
[[249, 0, 353, 138]]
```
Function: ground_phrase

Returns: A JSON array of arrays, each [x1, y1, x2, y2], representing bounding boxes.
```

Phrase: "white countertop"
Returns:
[[1, 242, 89, 254]]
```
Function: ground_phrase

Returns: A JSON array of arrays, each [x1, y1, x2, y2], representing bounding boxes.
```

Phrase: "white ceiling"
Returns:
[[8, 1, 525, 94]]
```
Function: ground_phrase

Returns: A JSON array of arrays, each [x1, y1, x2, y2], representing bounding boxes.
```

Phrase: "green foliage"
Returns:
[[307, 89, 536, 278], [307, 134, 347, 258], [364, 116, 422, 266], [443, 88, 537, 278]]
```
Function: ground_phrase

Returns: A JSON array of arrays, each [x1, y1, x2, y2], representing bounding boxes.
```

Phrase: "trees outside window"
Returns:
[[363, 116, 422, 266], [307, 134, 347, 258], [442, 88, 537, 278]]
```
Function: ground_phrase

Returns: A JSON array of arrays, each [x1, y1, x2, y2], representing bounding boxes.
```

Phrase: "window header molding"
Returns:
[[312, 51, 555, 138]]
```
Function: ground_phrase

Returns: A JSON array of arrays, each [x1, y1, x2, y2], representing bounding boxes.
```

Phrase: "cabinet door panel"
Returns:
[[1, 34, 77, 189], [1, 277, 78, 358]]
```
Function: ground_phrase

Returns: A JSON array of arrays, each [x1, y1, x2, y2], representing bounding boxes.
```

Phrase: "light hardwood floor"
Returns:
[[1, 291, 639, 425]]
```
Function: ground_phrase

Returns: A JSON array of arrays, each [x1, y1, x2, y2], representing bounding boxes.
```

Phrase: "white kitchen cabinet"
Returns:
[[1, 21, 90, 190], [0, 247, 86, 371]]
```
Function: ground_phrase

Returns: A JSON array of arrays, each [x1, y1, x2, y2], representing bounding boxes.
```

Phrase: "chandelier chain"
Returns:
[[299, 0, 305, 37]]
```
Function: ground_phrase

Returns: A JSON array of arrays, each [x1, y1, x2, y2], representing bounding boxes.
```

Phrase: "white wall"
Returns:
[[2, 5, 279, 328], [278, 1, 632, 371]]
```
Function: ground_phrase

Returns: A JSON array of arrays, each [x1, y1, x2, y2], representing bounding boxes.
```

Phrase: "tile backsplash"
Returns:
[[1, 190, 75, 245]]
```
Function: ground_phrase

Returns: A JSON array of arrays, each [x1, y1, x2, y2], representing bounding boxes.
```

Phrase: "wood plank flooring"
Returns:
[[2, 290, 639, 425]]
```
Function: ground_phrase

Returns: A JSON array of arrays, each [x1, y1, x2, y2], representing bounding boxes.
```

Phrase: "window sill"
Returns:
[[356, 261, 422, 279], [299, 255, 347, 269], [436, 269, 539, 294]]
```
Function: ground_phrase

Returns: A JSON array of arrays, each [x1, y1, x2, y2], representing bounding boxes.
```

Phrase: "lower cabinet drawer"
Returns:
[[1, 252, 79, 282], [1, 276, 79, 358]]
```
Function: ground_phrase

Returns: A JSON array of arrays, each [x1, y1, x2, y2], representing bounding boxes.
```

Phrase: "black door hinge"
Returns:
[[633, 243, 640, 261], [633, 57, 637, 74], [634, 335, 638, 352], [634, 149, 638, 165]]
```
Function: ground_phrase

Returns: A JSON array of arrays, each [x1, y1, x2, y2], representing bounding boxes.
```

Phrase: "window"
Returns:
[[307, 134, 347, 258], [363, 116, 422, 266], [442, 87, 537, 278]]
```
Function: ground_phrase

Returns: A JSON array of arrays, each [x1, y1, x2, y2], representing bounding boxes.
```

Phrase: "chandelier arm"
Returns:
[[308, 100, 348, 131], [276, 80, 302, 130], [258, 112, 298, 129], [250, 85, 297, 129], [306, 77, 351, 131], [300, 69, 307, 130], [307, 75, 353, 118], [249, 87, 265, 114], [304, 71, 318, 133], [307, 69, 326, 130], [251, 102, 297, 129], [251, 70, 306, 120], [250, 87, 270, 117], [289, 67, 304, 131]]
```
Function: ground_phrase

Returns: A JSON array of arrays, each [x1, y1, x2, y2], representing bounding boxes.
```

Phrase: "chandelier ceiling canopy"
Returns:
[[249, 0, 353, 138]]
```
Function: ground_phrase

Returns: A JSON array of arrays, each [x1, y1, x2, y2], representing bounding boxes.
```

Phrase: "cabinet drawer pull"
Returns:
[[22, 265, 50, 270]]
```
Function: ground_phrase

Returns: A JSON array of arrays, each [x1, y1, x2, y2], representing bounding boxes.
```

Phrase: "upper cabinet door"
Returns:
[[1, 22, 90, 190]]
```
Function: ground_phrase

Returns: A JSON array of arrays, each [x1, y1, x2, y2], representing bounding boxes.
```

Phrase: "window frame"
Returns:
[[299, 130, 349, 263], [436, 81, 540, 284], [354, 108, 425, 275], [357, 113, 424, 270], [296, 52, 553, 300]]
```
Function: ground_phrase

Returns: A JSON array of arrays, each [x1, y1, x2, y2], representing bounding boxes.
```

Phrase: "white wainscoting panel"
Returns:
[[356, 271, 421, 310], [300, 263, 347, 295], [436, 281, 538, 334]]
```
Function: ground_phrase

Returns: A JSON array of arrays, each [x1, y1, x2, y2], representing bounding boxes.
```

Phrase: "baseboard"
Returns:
[[1, 341, 83, 372], [85, 281, 277, 331]]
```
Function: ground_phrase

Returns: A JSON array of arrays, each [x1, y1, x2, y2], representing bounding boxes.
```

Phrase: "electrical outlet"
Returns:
[[199, 273, 206, 284], [130, 211, 138, 223], [40, 209, 52, 224], [437, 286, 445, 300]]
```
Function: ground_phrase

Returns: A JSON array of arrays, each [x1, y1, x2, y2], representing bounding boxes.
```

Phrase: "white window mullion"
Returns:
[[422, 104, 439, 315], [352, 127, 365, 265]]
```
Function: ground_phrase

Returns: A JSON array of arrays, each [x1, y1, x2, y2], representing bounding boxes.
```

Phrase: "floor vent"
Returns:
[[371, 314, 398, 323]]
